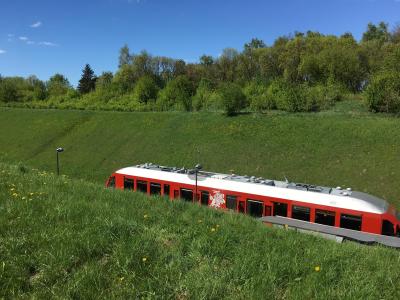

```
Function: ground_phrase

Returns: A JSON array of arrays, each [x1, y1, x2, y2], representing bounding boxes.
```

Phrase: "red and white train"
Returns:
[[106, 163, 400, 247]]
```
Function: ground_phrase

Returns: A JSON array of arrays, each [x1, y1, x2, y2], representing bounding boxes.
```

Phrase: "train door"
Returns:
[[246, 199, 264, 218], [238, 199, 246, 213], [264, 205, 272, 216], [273, 202, 288, 217]]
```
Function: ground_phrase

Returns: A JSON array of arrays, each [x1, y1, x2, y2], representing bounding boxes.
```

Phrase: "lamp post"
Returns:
[[56, 147, 64, 175], [194, 163, 202, 201]]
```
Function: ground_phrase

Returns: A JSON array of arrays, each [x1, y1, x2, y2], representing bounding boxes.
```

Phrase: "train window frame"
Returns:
[[200, 191, 209, 206], [180, 188, 193, 202], [150, 182, 161, 196], [137, 180, 148, 193], [226, 195, 237, 210], [340, 214, 362, 231], [273, 202, 288, 217], [246, 199, 263, 218], [315, 209, 335, 226], [291, 205, 311, 222], [108, 176, 115, 188], [123, 177, 134, 190]]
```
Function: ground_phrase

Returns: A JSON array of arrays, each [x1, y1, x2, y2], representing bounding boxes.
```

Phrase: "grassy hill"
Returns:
[[1, 162, 400, 299], [0, 104, 400, 208]]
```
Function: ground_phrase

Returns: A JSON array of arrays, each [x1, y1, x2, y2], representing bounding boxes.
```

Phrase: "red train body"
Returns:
[[106, 163, 400, 239]]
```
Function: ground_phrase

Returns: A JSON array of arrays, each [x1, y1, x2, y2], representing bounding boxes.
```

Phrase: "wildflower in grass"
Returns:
[[211, 228, 216, 232], [119, 277, 124, 281], [12, 193, 18, 197], [144, 214, 148, 219], [198, 220, 203, 223], [142, 257, 147, 262], [22, 197, 26, 200], [29, 192, 34, 196], [314, 266, 321, 272], [216, 224, 220, 228]]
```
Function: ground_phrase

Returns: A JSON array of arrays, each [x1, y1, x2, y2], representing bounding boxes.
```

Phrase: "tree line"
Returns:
[[1, 22, 400, 114]]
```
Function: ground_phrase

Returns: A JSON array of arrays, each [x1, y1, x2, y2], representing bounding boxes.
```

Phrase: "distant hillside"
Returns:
[[0, 106, 400, 208], [0, 162, 399, 298]]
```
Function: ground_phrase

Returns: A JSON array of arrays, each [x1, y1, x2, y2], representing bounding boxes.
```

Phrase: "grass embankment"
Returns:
[[1, 162, 399, 298], [0, 104, 400, 207]]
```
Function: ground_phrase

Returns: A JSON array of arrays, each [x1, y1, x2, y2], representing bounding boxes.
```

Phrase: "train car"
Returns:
[[106, 163, 400, 247]]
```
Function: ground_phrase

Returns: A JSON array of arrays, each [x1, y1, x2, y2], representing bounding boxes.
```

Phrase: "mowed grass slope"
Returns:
[[1, 106, 400, 208], [1, 163, 400, 299]]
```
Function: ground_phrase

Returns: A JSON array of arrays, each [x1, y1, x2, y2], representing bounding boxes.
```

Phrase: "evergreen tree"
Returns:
[[78, 64, 96, 94], [119, 44, 132, 68]]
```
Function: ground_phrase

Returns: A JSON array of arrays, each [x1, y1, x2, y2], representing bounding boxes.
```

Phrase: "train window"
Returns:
[[123, 177, 134, 190], [137, 180, 148, 193], [108, 176, 115, 188], [150, 183, 161, 195], [273, 202, 287, 217], [163, 184, 170, 197], [226, 195, 237, 210], [180, 188, 193, 202], [246, 199, 263, 218], [382, 220, 395, 236], [315, 209, 335, 226], [200, 191, 209, 206], [238, 201, 245, 213], [397, 225, 400, 238], [340, 214, 362, 231], [292, 205, 310, 221]]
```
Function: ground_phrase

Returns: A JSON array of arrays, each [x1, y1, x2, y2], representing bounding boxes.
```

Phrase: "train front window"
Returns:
[[108, 176, 115, 188], [124, 177, 134, 190], [382, 220, 395, 236]]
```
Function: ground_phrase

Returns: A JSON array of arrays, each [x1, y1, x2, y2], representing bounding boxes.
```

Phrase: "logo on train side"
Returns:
[[210, 190, 225, 208]]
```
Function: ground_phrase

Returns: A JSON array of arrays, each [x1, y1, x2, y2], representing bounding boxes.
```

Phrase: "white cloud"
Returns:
[[7, 33, 14, 37], [38, 41, 58, 47], [19, 36, 28, 41], [30, 21, 42, 28], [27, 41, 35, 45], [0, 49, 6, 54]]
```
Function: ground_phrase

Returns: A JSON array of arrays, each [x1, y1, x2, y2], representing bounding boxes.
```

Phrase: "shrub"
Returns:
[[218, 82, 247, 116], [192, 79, 214, 111], [156, 75, 194, 111], [133, 76, 159, 104], [243, 82, 275, 112], [366, 71, 400, 113]]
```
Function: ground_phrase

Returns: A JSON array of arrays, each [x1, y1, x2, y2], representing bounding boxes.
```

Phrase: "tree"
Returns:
[[0, 78, 20, 102], [157, 75, 194, 111], [119, 44, 132, 68], [391, 24, 400, 44], [200, 55, 214, 66], [244, 38, 266, 53], [218, 82, 246, 116], [133, 76, 159, 104], [78, 64, 96, 94], [96, 72, 114, 90], [366, 71, 400, 113], [47, 74, 71, 97], [362, 22, 390, 43]]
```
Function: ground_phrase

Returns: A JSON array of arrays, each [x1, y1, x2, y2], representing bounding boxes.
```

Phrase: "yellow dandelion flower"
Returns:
[[142, 257, 147, 262], [29, 192, 34, 196], [314, 266, 321, 272], [211, 228, 216, 232], [119, 277, 124, 281], [198, 220, 203, 223], [22, 197, 26, 200], [12, 193, 18, 197], [144, 214, 148, 219], [216, 224, 220, 228]]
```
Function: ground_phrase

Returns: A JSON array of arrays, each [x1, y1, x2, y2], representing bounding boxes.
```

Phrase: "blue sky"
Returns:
[[1, 0, 399, 86]]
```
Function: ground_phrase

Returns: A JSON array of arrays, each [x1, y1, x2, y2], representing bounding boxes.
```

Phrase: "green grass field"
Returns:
[[1, 162, 400, 299], [0, 103, 400, 208]]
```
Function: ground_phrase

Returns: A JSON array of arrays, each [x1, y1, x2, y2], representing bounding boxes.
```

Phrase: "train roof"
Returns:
[[115, 163, 389, 215]]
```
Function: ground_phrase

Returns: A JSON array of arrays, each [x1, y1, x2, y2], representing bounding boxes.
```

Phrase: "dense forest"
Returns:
[[1, 22, 400, 115]]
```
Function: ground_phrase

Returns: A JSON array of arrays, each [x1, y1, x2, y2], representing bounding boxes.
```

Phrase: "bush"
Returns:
[[133, 76, 159, 104], [243, 82, 275, 112], [218, 83, 247, 116], [156, 75, 194, 111], [192, 79, 215, 111], [366, 71, 400, 113]]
